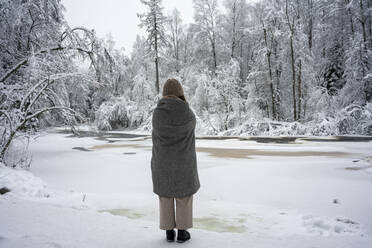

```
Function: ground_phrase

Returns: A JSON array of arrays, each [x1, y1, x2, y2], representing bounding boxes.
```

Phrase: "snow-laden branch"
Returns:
[[0, 25, 98, 83], [0, 110, 13, 131], [20, 79, 48, 111], [19, 73, 86, 112], [0, 46, 65, 83], [25, 80, 52, 112], [60, 27, 95, 42], [0, 105, 83, 160], [23, 106, 81, 123]]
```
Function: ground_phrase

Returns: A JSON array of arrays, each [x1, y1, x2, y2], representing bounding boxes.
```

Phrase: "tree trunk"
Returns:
[[231, 1, 237, 58], [290, 35, 297, 121], [154, 16, 160, 95], [321, 9, 326, 57], [360, 0, 367, 45], [347, 1, 355, 36], [0, 130, 16, 160], [368, 0, 372, 50], [155, 54, 160, 94], [212, 35, 217, 73], [297, 59, 302, 120], [359, 0, 367, 78], [239, 40, 245, 89], [274, 39, 281, 120], [285, 0, 297, 121], [308, 0, 313, 52], [175, 43, 179, 73], [263, 28, 276, 120], [173, 14, 180, 73]]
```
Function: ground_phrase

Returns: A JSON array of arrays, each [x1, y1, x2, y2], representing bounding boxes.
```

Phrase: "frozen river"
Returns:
[[1, 128, 372, 247]]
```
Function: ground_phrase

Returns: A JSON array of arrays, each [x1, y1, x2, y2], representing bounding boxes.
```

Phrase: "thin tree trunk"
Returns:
[[155, 53, 160, 94], [360, 0, 367, 45], [297, 59, 302, 120], [212, 36, 217, 73], [263, 27, 276, 120], [290, 35, 297, 121], [175, 44, 179, 73], [173, 14, 180, 73], [274, 39, 281, 120], [239, 40, 245, 88], [308, 0, 313, 52], [0, 130, 16, 160], [285, 0, 297, 121], [359, 0, 367, 77], [347, 0, 355, 36], [231, 1, 237, 58], [154, 16, 160, 95], [184, 33, 189, 65], [321, 9, 326, 57], [368, 0, 372, 50]]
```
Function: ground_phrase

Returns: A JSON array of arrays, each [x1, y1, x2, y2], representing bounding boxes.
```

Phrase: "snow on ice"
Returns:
[[1, 129, 372, 247]]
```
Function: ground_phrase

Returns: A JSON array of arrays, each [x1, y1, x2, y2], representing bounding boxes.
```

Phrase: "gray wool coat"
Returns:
[[151, 97, 200, 198]]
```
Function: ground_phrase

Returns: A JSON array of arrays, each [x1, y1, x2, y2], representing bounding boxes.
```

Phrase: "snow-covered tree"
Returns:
[[0, 0, 98, 165], [193, 0, 221, 72], [222, 0, 248, 59], [138, 0, 168, 95], [167, 8, 184, 73]]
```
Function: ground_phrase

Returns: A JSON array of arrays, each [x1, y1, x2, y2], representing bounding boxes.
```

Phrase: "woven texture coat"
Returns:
[[151, 97, 200, 198]]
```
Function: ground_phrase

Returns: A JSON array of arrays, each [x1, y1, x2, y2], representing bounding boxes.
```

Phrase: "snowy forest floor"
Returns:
[[1, 127, 372, 248]]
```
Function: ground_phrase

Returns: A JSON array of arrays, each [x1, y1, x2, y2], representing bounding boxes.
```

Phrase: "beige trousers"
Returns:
[[158, 195, 193, 230]]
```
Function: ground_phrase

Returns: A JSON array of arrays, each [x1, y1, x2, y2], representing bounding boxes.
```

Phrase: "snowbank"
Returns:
[[0, 163, 50, 198]]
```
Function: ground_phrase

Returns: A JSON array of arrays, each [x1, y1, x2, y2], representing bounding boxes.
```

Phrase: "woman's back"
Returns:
[[151, 97, 200, 198]]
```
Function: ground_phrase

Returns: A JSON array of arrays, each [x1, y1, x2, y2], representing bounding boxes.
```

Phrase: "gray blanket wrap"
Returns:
[[151, 98, 200, 198]]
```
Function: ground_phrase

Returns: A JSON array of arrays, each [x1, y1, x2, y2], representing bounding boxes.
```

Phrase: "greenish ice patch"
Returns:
[[194, 217, 246, 233], [236, 218, 246, 223], [99, 208, 145, 219]]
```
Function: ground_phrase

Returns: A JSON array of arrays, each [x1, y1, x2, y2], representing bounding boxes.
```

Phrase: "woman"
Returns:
[[151, 78, 200, 243]]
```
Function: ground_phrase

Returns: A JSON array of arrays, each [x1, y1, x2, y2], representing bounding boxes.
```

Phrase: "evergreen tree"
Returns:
[[138, 0, 167, 95]]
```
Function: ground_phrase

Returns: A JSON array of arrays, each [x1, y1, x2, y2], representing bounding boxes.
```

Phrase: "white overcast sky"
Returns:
[[62, 0, 257, 55], [62, 0, 195, 55]]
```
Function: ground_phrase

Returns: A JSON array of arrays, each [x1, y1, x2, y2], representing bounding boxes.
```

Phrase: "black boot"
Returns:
[[177, 229, 191, 243], [166, 229, 175, 242]]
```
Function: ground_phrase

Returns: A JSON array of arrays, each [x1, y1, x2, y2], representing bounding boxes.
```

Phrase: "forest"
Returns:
[[1, 1, 372, 247], [1, 0, 372, 165]]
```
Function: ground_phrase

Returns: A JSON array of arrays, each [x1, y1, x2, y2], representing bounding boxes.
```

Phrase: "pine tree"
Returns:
[[138, 0, 167, 95]]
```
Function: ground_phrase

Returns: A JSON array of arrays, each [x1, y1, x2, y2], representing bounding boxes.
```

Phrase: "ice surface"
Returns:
[[1, 129, 372, 247]]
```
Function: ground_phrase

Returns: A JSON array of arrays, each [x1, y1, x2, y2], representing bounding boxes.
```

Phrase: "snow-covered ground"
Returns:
[[1, 129, 372, 247]]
